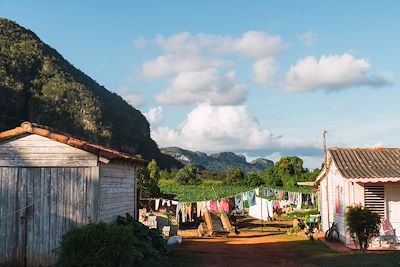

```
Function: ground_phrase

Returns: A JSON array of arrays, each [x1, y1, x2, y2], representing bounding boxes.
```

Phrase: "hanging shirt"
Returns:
[[246, 190, 256, 206], [234, 195, 244, 215], [210, 200, 218, 212], [219, 199, 230, 212], [155, 198, 161, 211]]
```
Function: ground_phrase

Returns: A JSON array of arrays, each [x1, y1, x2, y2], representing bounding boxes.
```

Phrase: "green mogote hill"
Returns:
[[0, 18, 181, 169]]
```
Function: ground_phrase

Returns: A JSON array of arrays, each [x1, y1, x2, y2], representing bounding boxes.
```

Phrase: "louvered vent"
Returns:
[[364, 185, 385, 217]]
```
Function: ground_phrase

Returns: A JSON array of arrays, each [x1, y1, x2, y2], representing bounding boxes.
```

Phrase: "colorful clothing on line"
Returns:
[[210, 200, 218, 212], [219, 199, 230, 212]]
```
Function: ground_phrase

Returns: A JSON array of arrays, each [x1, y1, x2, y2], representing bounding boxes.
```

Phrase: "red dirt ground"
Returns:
[[172, 234, 319, 267]]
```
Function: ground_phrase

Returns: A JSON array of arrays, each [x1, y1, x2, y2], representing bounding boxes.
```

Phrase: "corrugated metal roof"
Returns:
[[0, 122, 147, 165], [329, 148, 400, 179]]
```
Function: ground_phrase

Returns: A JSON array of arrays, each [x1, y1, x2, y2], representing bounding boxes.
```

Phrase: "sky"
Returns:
[[2, 1, 400, 168]]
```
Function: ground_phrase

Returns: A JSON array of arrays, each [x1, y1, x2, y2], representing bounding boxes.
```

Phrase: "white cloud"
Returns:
[[155, 69, 247, 106], [152, 103, 320, 154], [283, 53, 391, 92], [144, 106, 164, 127], [141, 54, 228, 80], [297, 31, 317, 47], [252, 57, 277, 85], [140, 31, 283, 80], [219, 31, 283, 59]]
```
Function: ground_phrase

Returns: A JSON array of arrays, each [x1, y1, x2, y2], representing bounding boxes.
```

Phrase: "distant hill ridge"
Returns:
[[161, 147, 274, 172], [0, 18, 181, 169]]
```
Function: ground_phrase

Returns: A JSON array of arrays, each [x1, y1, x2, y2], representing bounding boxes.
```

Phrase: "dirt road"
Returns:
[[171, 234, 320, 267]]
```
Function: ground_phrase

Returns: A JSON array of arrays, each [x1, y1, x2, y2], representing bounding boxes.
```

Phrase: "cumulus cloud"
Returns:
[[252, 57, 277, 85], [144, 106, 164, 127], [283, 53, 391, 92], [155, 69, 247, 106], [141, 54, 229, 80], [152, 103, 320, 154], [219, 31, 283, 59], [140, 31, 283, 80], [297, 31, 317, 47]]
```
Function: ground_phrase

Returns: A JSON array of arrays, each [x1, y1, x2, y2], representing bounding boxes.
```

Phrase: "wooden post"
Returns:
[[323, 130, 330, 227]]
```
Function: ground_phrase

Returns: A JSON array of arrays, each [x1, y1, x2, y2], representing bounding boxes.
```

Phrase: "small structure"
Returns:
[[0, 122, 146, 266], [315, 147, 400, 247]]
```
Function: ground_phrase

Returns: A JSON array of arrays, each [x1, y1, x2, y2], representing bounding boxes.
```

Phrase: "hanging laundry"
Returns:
[[255, 187, 260, 195], [219, 199, 230, 212], [234, 194, 244, 215], [229, 198, 236, 211], [248, 196, 269, 221], [196, 202, 204, 217], [155, 198, 161, 211], [171, 200, 179, 205], [184, 203, 192, 222], [296, 192, 302, 210], [266, 200, 274, 218], [273, 200, 280, 210], [210, 200, 218, 212], [246, 190, 256, 206], [176, 202, 186, 223]]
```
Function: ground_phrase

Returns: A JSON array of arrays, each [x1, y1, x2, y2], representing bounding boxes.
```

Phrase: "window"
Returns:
[[364, 185, 385, 217]]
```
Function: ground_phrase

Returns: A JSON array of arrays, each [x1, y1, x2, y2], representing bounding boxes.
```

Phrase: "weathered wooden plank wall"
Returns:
[[0, 134, 98, 167], [99, 163, 136, 223], [0, 166, 95, 266]]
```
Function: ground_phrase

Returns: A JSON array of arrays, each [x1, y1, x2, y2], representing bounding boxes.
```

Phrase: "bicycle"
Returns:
[[325, 222, 340, 242]]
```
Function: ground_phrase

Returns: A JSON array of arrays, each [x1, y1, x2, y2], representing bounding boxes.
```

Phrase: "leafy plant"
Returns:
[[345, 205, 381, 251], [57, 213, 166, 266]]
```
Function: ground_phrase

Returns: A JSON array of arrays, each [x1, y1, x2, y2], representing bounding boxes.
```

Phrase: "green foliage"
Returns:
[[224, 168, 244, 184], [260, 156, 319, 190], [57, 214, 166, 266], [175, 164, 201, 185], [240, 172, 264, 187], [345, 205, 381, 251], [0, 18, 182, 169], [137, 161, 161, 198], [159, 180, 252, 202]]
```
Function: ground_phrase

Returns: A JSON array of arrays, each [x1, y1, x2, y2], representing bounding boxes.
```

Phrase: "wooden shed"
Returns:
[[0, 122, 147, 266]]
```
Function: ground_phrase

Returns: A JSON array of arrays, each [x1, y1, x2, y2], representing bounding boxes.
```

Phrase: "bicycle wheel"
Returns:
[[324, 229, 331, 241], [330, 229, 339, 242]]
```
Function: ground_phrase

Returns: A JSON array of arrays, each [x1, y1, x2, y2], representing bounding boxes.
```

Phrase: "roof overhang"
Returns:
[[347, 177, 400, 183]]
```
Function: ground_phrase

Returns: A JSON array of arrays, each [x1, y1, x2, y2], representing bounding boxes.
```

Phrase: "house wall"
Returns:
[[99, 162, 137, 223], [320, 159, 350, 244], [0, 135, 99, 266]]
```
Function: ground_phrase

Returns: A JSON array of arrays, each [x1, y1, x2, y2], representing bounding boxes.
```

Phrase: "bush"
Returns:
[[345, 205, 381, 251], [57, 213, 166, 266]]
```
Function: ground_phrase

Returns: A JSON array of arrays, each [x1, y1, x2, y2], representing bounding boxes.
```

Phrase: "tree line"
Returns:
[[138, 156, 321, 198]]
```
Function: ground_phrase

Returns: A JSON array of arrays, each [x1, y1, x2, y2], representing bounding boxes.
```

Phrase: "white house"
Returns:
[[315, 147, 400, 246], [0, 122, 147, 266]]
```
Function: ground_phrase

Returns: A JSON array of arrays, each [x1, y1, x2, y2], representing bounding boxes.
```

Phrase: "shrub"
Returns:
[[57, 213, 166, 266], [345, 205, 381, 251]]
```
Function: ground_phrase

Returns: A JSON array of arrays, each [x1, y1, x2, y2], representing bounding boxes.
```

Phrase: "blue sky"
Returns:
[[2, 1, 399, 168]]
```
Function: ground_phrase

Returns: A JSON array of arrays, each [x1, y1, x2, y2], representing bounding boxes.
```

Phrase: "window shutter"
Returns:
[[364, 185, 385, 217]]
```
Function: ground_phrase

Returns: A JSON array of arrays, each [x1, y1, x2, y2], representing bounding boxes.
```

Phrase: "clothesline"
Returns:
[[141, 185, 314, 204]]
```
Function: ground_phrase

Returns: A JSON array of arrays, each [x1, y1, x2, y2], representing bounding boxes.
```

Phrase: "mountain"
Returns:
[[161, 147, 274, 173], [0, 18, 182, 169]]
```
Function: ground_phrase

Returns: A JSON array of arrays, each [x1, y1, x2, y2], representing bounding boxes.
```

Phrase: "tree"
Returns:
[[224, 168, 244, 185], [175, 165, 201, 185], [345, 205, 381, 251], [137, 160, 161, 198], [241, 172, 264, 187]]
